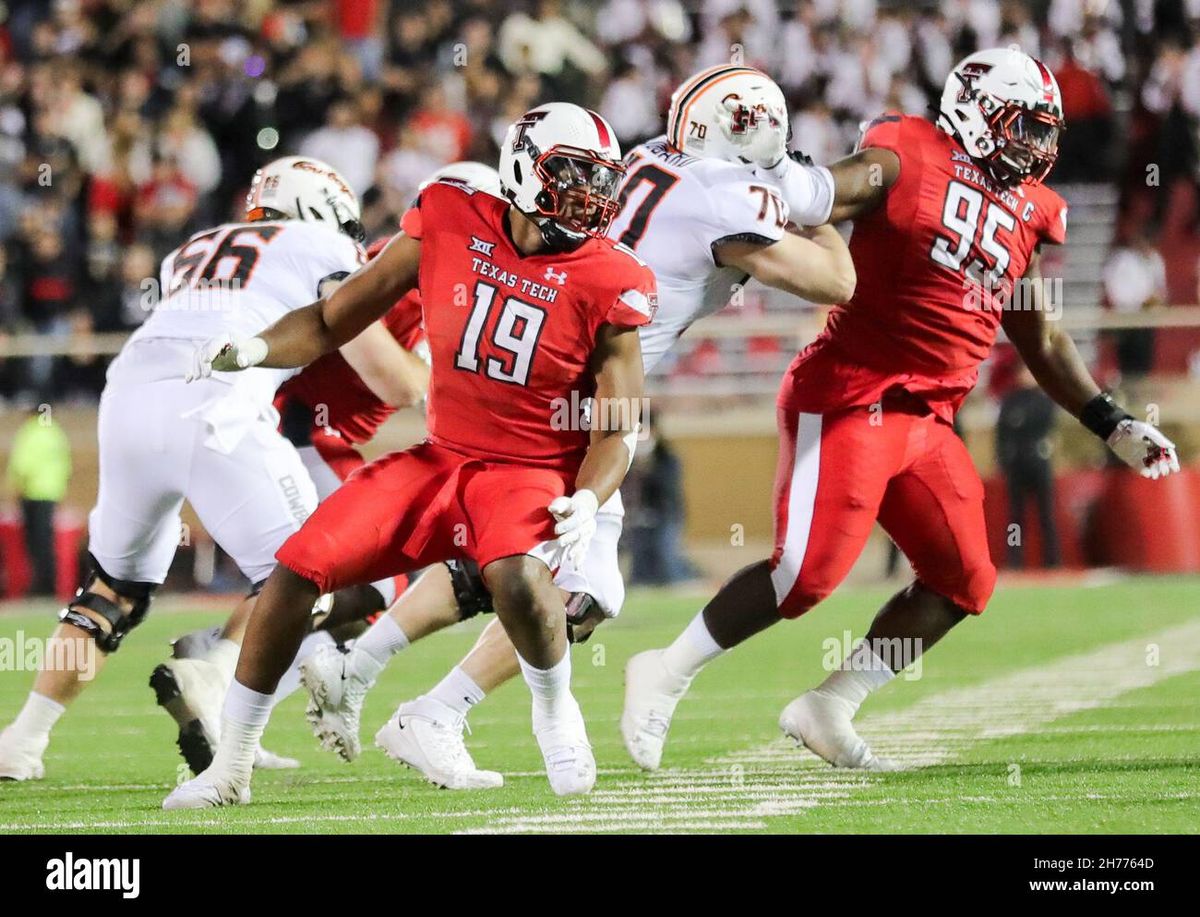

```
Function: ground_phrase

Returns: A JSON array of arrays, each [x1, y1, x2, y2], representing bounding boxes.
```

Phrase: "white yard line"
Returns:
[[462, 618, 1200, 834]]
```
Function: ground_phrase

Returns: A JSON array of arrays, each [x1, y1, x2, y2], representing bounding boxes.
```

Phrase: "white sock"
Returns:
[[212, 680, 273, 780], [517, 651, 574, 722], [660, 612, 725, 680], [351, 614, 409, 682], [816, 639, 895, 712], [273, 631, 336, 706], [10, 692, 65, 741], [426, 666, 486, 719], [205, 638, 240, 686]]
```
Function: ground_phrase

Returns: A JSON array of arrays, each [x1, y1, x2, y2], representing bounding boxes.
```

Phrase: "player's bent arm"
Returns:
[[1002, 252, 1180, 478], [1000, 251, 1100, 416], [825, 148, 901, 223], [718, 224, 856, 304], [575, 323, 645, 506], [258, 234, 422, 370], [338, 321, 429, 409]]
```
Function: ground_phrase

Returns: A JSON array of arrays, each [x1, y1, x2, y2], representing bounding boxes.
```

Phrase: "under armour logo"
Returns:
[[469, 236, 495, 256], [545, 266, 567, 285]]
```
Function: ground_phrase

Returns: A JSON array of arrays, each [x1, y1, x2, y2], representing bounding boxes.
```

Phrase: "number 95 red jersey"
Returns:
[[783, 113, 1068, 423], [400, 180, 657, 471]]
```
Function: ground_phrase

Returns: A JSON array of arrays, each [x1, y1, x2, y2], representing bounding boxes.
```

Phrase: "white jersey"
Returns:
[[608, 136, 833, 372], [133, 220, 363, 346], [110, 220, 363, 454]]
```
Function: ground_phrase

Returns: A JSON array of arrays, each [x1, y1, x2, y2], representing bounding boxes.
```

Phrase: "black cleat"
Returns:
[[149, 664, 216, 774]]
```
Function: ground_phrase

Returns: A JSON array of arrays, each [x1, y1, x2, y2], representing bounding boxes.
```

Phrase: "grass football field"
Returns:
[[1, 575, 1197, 834]]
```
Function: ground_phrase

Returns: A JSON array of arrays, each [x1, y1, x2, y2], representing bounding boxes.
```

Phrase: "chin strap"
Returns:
[[534, 215, 588, 253]]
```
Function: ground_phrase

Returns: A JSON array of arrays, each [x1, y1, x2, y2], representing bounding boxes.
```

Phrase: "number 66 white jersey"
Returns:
[[607, 135, 835, 373], [90, 220, 363, 587], [133, 220, 364, 348]]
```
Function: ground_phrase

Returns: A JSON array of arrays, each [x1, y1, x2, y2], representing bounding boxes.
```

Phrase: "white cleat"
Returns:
[[253, 746, 300, 770], [300, 644, 370, 762], [149, 658, 226, 774], [0, 727, 47, 781], [620, 649, 691, 771], [375, 698, 503, 790], [779, 690, 901, 771], [162, 769, 250, 810], [534, 700, 595, 796]]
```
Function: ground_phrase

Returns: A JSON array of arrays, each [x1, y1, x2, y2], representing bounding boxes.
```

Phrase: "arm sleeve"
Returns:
[[760, 159, 835, 226], [701, 167, 791, 257]]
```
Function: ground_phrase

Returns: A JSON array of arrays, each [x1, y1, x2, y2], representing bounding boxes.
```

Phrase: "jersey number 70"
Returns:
[[930, 181, 1016, 285]]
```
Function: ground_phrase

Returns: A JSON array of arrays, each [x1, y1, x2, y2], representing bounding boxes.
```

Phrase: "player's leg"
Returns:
[[0, 382, 183, 780], [482, 553, 595, 795], [163, 447, 448, 808], [783, 416, 995, 768], [300, 561, 464, 765], [149, 419, 320, 774], [376, 510, 621, 788], [465, 465, 596, 795], [238, 441, 410, 722], [623, 406, 905, 770]]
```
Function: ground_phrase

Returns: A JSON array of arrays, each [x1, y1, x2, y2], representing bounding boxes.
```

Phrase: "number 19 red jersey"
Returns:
[[400, 180, 657, 471], [782, 113, 1068, 422]]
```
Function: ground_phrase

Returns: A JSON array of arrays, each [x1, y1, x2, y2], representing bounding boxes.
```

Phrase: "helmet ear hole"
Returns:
[[513, 161, 523, 184]]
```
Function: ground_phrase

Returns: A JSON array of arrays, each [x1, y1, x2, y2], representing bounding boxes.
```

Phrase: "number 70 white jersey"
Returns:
[[607, 136, 831, 373]]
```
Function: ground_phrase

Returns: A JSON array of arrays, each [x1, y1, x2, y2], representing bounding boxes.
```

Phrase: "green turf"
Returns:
[[0, 576, 1197, 833]]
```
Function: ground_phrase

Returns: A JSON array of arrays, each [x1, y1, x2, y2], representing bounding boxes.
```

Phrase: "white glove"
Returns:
[[548, 489, 599, 569], [186, 333, 268, 382], [745, 121, 788, 170], [1106, 419, 1181, 479]]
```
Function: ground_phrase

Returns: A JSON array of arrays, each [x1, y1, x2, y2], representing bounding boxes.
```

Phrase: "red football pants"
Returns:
[[770, 399, 997, 617], [278, 441, 570, 594]]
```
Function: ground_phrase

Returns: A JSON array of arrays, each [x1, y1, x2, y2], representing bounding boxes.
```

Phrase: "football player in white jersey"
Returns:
[[296, 65, 856, 789], [0, 156, 425, 781]]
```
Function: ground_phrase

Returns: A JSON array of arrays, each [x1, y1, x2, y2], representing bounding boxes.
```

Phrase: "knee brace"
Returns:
[[59, 554, 156, 653], [445, 558, 494, 620]]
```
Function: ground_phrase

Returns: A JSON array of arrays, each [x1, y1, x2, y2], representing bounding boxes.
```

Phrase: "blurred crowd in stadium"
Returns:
[[0, 0, 1199, 405]]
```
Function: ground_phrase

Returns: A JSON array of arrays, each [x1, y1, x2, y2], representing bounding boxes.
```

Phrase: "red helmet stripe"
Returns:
[[586, 109, 613, 153], [1033, 58, 1056, 104]]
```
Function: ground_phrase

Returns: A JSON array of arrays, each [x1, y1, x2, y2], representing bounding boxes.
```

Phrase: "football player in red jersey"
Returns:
[[165, 103, 654, 807], [622, 47, 1181, 771]]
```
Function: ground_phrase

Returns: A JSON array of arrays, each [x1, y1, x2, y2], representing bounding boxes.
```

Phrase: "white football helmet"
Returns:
[[419, 160, 503, 198], [246, 155, 364, 240], [938, 47, 1064, 186], [666, 65, 789, 167], [498, 103, 624, 250]]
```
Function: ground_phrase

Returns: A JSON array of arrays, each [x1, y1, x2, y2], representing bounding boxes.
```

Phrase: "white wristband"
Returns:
[[238, 336, 269, 369]]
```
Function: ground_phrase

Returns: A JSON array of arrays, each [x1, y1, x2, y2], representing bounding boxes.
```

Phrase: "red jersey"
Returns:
[[401, 179, 656, 470], [782, 114, 1068, 422], [276, 289, 425, 444]]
